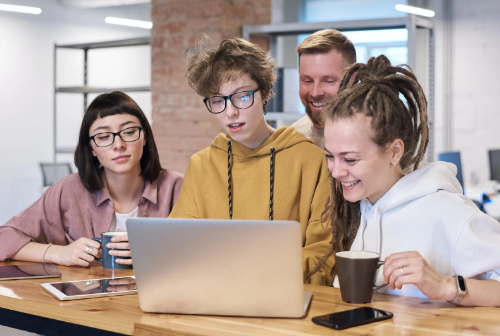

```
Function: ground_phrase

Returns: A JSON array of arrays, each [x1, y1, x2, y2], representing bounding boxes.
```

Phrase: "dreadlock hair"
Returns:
[[307, 54, 429, 283]]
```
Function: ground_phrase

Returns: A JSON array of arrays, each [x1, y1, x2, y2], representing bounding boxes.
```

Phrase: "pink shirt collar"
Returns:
[[95, 177, 158, 206]]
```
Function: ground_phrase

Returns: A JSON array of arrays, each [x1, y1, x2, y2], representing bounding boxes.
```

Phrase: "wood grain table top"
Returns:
[[0, 261, 498, 336]]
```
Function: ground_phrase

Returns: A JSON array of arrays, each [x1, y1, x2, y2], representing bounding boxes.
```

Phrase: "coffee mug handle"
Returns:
[[91, 238, 103, 262], [373, 260, 388, 290]]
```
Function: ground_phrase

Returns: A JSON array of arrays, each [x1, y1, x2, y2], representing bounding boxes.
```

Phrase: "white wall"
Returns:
[[0, 0, 151, 224], [431, 0, 500, 185]]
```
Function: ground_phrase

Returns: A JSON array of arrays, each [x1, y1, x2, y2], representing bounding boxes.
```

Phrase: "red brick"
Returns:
[[153, 105, 214, 123], [152, 92, 184, 107], [151, 5, 171, 21], [155, 2, 224, 21], [184, 93, 204, 107], [154, 135, 213, 151], [151, 51, 185, 68], [250, 36, 270, 52], [157, 150, 193, 173], [156, 120, 220, 138]]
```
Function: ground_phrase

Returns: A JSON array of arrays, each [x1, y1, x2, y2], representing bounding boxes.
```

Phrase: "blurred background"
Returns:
[[1, 0, 500, 226]]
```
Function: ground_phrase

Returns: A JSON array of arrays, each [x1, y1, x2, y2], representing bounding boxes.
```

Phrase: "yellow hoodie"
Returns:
[[170, 126, 333, 285]]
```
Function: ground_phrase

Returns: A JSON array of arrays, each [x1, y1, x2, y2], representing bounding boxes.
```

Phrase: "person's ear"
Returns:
[[389, 138, 404, 166], [263, 90, 271, 102]]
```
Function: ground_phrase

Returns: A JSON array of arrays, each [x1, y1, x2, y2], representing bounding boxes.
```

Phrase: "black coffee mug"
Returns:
[[335, 251, 387, 303], [92, 232, 132, 269]]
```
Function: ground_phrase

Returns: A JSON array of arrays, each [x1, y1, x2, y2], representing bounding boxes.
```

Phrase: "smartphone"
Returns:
[[312, 307, 393, 330], [0, 264, 61, 281], [41, 276, 137, 300]]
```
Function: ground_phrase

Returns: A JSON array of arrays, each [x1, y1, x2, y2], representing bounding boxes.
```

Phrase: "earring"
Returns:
[[263, 101, 268, 115], [392, 161, 397, 166]]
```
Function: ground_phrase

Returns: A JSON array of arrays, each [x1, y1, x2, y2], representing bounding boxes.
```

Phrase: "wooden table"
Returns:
[[0, 261, 499, 336]]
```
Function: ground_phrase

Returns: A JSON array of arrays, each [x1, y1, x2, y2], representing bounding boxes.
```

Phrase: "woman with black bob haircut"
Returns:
[[75, 91, 162, 191], [0, 91, 183, 267]]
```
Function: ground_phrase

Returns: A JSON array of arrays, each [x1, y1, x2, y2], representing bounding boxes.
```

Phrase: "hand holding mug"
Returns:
[[106, 229, 132, 265], [53, 238, 101, 267], [92, 232, 132, 269], [383, 251, 456, 301]]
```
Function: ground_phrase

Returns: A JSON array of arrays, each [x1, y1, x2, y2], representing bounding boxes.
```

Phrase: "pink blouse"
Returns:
[[0, 169, 183, 260]]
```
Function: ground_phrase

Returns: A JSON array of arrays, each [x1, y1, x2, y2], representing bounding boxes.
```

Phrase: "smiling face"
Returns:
[[299, 49, 347, 128], [89, 114, 145, 177], [324, 113, 404, 204], [212, 72, 273, 149]]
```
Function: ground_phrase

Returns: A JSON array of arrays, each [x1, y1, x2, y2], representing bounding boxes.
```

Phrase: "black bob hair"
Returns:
[[74, 91, 162, 192]]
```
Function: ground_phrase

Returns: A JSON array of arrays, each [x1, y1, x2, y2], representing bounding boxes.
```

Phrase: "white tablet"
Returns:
[[41, 276, 137, 301], [0, 263, 61, 281]]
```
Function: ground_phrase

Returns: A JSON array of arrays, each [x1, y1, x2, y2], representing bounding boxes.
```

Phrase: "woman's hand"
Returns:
[[48, 238, 101, 267], [106, 229, 132, 265], [383, 251, 457, 301]]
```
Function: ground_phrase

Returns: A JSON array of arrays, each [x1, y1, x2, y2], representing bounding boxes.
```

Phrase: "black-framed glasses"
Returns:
[[89, 126, 143, 147], [203, 88, 260, 114]]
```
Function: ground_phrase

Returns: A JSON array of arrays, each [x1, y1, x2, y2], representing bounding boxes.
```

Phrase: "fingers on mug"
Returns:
[[91, 238, 103, 262], [373, 261, 388, 290], [92, 232, 132, 270]]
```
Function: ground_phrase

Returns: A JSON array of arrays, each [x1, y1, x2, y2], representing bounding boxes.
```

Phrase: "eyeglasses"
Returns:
[[89, 126, 143, 147], [203, 88, 260, 114]]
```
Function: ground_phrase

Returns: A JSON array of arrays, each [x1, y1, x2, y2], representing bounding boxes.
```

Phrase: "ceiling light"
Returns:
[[0, 3, 42, 14], [395, 4, 435, 17], [105, 17, 152, 29]]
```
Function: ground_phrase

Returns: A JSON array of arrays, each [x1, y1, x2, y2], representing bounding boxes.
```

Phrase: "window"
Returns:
[[299, 28, 408, 66], [302, 0, 409, 65]]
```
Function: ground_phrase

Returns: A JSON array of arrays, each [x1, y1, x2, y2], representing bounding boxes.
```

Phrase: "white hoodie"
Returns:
[[334, 161, 500, 298]]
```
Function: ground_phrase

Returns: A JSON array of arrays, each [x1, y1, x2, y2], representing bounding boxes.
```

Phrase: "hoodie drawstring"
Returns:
[[374, 204, 382, 255], [359, 200, 368, 251], [269, 147, 275, 220], [226, 142, 275, 221], [227, 141, 233, 220]]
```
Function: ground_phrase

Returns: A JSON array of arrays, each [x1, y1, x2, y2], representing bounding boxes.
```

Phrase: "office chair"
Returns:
[[39, 163, 72, 187], [488, 149, 500, 184], [438, 152, 489, 214], [437, 151, 464, 190]]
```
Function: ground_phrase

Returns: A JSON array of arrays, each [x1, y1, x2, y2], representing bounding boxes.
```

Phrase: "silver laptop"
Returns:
[[126, 218, 312, 318]]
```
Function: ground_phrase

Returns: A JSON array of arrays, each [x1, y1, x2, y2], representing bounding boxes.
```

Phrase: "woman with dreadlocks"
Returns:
[[310, 54, 500, 306]]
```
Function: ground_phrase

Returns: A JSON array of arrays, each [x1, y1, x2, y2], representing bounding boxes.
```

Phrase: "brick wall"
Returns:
[[151, 0, 271, 173]]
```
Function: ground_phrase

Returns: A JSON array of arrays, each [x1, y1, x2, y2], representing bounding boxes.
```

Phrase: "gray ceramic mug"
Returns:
[[335, 251, 387, 303], [92, 232, 132, 269]]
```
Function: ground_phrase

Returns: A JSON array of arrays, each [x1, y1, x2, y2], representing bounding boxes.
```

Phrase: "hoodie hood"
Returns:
[[372, 161, 463, 214], [357, 161, 463, 254], [211, 126, 314, 160]]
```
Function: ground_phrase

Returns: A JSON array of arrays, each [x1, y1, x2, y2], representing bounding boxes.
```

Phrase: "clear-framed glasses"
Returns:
[[203, 88, 260, 114], [89, 126, 143, 147]]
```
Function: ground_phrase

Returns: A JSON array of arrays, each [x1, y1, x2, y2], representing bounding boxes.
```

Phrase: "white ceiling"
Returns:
[[57, 0, 150, 8]]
